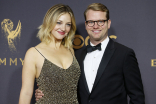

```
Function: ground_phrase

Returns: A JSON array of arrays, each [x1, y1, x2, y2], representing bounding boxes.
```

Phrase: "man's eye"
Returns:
[[98, 21, 104, 23], [89, 21, 94, 24]]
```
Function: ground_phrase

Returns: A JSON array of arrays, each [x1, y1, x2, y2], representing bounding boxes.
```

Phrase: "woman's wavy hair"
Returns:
[[37, 4, 76, 49]]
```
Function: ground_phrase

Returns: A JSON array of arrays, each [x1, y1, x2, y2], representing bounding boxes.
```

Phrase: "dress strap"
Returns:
[[34, 47, 46, 58], [69, 49, 74, 57]]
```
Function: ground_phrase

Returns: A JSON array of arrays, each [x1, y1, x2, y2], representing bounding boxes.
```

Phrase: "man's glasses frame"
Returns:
[[85, 20, 108, 27]]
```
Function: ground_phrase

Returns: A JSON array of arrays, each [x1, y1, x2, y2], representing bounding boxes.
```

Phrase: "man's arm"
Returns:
[[123, 49, 145, 104]]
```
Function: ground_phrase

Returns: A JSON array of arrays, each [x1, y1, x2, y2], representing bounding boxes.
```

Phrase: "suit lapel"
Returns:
[[91, 39, 116, 93], [79, 47, 90, 94]]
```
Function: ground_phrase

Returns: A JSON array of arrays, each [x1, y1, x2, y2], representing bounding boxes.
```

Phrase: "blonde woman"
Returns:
[[19, 4, 80, 104]]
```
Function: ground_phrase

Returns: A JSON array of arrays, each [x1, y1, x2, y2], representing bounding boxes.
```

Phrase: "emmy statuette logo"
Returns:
[[1, 19, 22, 52]]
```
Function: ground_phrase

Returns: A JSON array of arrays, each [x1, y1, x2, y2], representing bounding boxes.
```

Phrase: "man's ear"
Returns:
[[108, 19, 111, 29], [85, 21, 87, 29]]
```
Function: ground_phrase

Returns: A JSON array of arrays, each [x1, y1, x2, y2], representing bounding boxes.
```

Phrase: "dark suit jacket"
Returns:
[[77, 39, 145, 104]]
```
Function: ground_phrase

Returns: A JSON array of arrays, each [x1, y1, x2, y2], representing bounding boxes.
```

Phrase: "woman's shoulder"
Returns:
[[26, 41, 46, 57], [25, 47, 38, 60], [35, 42, 47, 50]]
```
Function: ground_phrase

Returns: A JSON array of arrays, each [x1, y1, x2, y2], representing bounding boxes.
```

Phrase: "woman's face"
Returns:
[[51, 13, 71, 41]]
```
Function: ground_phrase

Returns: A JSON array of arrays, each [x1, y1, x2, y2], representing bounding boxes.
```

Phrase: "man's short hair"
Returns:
[[84, 3, 110, 20]]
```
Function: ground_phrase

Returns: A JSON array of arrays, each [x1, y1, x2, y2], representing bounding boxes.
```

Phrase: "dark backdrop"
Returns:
[[0, 0, 156, 104]]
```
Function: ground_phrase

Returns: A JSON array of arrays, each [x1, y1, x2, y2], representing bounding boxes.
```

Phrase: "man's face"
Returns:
[[85, 10, 111, 44]]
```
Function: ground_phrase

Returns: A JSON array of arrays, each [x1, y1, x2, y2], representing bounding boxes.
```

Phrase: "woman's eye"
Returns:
[[57, 22, 61, 24], [67, 24, 71, 27]]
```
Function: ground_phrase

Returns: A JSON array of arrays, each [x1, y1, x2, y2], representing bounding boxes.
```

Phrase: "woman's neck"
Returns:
[[47, 39, 62, 49]]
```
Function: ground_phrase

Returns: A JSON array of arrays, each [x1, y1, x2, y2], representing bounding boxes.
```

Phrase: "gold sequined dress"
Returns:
[[35, 48, 81, 104]]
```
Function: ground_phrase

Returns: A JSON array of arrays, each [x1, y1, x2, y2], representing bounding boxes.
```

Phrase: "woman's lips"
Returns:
[[58, 31, 65, 35]]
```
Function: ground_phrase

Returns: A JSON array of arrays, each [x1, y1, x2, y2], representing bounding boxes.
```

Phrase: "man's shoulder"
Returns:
[[111, 41, 136, 58], [109, 39, 135, 55], [113, 41, 133, 51]]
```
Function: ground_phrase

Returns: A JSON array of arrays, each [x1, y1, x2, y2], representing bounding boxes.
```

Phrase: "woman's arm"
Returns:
[[19, 48, 37, 104]]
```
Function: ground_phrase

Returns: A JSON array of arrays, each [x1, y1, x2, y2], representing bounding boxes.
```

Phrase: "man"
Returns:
[[35, 3, 145, 104]]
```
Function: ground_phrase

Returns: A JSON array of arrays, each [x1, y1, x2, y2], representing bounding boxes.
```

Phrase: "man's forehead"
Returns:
[[86, 10, 107, 20]]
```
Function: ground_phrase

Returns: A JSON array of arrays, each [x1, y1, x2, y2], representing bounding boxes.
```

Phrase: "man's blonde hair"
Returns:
[[84, 3, 110, 20]]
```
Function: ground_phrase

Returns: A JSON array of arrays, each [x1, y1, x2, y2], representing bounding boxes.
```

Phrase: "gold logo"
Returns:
[[0, 58, 24, 66], [73, 35, 84, 49], [1, 19, 21, 52], [85, 36, 90, 46], [73, 35, 117, 49], [109, 35, 117, 39], [151, 59, 156, 67]]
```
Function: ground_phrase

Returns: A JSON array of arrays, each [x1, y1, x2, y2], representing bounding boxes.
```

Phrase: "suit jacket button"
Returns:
[[89, 99, 92, 102]]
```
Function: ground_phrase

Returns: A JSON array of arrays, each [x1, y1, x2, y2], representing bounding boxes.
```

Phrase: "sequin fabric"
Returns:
[[35, 56, 81, 104]]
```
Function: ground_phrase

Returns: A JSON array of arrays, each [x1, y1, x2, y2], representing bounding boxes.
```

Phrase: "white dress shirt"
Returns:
[[84, 36, 109, 92]]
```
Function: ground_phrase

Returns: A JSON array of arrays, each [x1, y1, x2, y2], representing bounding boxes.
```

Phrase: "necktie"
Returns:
[[87, 43, 101, 53]]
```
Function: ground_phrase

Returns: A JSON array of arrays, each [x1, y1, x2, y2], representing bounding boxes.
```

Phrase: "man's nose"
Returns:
[[93, 22, 99, 28]]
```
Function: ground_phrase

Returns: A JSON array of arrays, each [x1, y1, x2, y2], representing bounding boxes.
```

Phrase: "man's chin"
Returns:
[[90, 37, 101, 42]]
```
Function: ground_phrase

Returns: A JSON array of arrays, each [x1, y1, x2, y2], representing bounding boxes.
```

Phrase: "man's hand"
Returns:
[[35, 89, 44, 101]]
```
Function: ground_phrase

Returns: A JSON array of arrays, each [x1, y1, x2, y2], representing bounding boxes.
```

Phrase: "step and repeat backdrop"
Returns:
[[0, 0, 156, 104]]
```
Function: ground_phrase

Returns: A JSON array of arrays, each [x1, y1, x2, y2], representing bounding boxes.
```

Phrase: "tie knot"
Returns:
[[87, 43, 101, 53]]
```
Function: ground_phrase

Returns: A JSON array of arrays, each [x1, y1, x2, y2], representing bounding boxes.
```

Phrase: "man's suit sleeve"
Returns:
[[123, 49, 145, 104]]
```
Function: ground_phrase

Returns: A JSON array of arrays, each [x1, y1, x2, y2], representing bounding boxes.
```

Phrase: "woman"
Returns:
[[19, 4, 80, 104]]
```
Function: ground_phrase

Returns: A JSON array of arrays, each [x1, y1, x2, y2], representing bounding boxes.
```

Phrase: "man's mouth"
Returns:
[[92, 30, 101, 34]]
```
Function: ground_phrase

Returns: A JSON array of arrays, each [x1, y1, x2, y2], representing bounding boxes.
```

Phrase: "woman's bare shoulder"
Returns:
[[34, 42, 46, 51], [24, 47, 39, 62], [26, 47, 37, 56]]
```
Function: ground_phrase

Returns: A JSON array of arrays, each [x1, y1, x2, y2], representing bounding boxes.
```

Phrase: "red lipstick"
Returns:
[[58, 31, 65, 35]]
